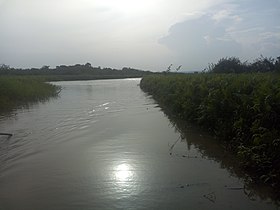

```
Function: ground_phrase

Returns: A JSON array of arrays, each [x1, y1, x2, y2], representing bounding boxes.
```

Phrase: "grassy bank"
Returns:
[[0, 76, 60, 113], [140, 73, 280, 188]]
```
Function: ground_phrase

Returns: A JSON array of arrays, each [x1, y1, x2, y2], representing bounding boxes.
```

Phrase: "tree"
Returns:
[[40, 65, 50, 71], [250, 55, 275, 72], [209, 57, 243, 73], [275, 56, 280, 72], [85, 63, 92, 68], [0, 64, 10, 70]]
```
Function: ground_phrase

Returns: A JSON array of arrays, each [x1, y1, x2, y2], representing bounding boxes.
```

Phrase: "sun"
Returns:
[[98, 0, 155, 16]]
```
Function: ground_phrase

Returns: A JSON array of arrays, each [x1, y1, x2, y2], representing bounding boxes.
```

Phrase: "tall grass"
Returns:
[[0, 76, 60, 112], [140, 73, 280, 188]]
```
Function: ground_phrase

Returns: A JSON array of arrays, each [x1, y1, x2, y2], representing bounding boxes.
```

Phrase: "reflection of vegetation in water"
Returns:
[[140, 73, 280, 199], [164, 110, 280, 205], [0, 76, 60, 113]]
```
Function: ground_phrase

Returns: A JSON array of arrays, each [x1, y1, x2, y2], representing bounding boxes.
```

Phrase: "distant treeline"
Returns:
[[206, 56, 280, 73], [0, 63, 153, 78]]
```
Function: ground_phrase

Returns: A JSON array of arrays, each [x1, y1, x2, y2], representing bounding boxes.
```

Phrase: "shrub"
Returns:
[[140, 73, 280, 187]]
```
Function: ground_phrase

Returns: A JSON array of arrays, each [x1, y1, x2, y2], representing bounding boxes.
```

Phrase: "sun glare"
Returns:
[[99, 0, 155, 16], [114, 163, 133, 182]]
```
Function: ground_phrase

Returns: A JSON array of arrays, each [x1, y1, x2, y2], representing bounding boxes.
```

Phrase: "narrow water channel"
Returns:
[[0, 78, 278, 209]]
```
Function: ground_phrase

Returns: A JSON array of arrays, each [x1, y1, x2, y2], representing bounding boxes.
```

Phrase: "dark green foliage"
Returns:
[[0, 63, 153, 80], [140, 73, 280, 187], [0, 76, 60, 112], [274, 57, 280, 73], [207, 56, 280, 73], [208, 57, 243, 73], [250, 56, 275, 72]]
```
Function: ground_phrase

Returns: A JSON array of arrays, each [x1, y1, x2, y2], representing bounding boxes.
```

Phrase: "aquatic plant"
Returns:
[[140, 73, 280, 189], [0, 76, 60, 112]]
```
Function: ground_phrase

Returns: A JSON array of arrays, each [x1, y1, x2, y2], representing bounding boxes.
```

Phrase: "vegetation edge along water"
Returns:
[[0, 76, 60, 113], [0, 63, 157, 113], [140, 73, 280, 192]]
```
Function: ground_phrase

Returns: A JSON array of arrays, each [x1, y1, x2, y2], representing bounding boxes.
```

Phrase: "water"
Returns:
[[0, 78, 278, 209]]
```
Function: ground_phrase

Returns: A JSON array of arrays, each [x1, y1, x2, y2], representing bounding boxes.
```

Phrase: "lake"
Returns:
[[0, 78, 277, 209]]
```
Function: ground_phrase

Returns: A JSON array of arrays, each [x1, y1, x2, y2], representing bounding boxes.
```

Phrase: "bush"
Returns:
[[0, 76, 60, 112], [207, 56, 280, 73], [140, 73, 280, 187]]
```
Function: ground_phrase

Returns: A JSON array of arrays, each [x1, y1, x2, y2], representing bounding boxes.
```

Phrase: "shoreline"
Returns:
[[0, 76, 60, 113], [140, 73, 280, 196]]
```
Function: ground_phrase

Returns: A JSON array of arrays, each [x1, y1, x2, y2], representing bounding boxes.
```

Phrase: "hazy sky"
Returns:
[[0, 0, 279, 71]]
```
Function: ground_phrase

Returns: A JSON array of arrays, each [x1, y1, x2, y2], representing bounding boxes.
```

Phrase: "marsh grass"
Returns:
[[0, 76, 60, 112], [140, 73, 280, 189]]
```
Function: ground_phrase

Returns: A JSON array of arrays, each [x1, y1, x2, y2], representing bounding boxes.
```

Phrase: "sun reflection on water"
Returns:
[[110, 162, 140, 199], [114, 163, 133, 182]]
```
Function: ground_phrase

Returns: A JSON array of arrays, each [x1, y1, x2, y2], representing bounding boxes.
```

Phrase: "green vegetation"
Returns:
[[0, 63, 153, 80], [0, 76, 60, 113], [0, 62, 154, 112], [0, 62, 154, 113], [140, 73, 280, 188], [205, 56, 280, 73]]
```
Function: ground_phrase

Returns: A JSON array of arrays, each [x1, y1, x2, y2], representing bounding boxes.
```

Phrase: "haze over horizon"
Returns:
[[0, 0, 279, 71]]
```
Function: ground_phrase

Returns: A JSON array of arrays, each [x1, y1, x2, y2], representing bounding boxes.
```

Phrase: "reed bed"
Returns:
[[140, 73, 280, 188], [0, 76, 60, 112]]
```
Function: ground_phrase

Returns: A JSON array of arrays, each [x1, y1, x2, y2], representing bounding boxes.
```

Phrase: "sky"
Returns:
[[0, 0, 279, 71]]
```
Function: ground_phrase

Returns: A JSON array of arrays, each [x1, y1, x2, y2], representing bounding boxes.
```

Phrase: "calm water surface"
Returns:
[[0, 79, 278, 209]]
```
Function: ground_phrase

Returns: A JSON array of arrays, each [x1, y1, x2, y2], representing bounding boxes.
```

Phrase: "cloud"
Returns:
[[0, 0, 227, 67], [159, 1, 280, 70], [212, 9, 242, 24], [159, 15, 242, 70], [0, 0, 279, 71]]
